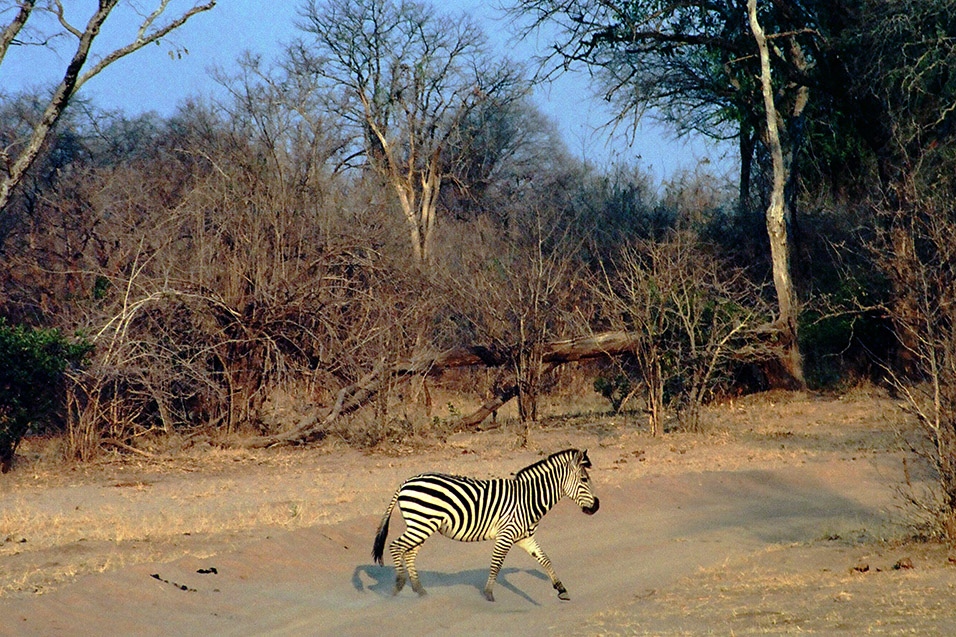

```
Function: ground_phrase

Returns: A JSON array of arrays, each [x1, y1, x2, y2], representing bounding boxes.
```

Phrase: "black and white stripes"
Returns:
[[372, 448, 599, 601]]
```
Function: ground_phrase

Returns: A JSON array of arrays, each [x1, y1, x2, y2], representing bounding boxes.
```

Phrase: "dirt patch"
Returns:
[[1, 388, 954, 634]]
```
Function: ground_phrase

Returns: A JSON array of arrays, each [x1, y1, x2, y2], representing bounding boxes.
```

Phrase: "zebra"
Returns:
[[371, 448, 599, 602]]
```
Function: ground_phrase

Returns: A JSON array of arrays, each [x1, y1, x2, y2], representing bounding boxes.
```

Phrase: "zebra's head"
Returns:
[[565, 449, 600, 515]]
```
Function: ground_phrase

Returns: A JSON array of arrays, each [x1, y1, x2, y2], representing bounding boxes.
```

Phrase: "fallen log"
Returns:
[[244, 331, 640, 448], [542, 331, 640, 363]]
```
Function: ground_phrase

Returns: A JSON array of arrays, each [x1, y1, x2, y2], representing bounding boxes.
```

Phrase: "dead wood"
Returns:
[[243, 331, 640, 448], [455, 382, 521, 431]]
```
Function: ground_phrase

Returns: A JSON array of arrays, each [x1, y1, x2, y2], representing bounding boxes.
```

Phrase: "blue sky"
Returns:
[[0, 0, 732, 183]]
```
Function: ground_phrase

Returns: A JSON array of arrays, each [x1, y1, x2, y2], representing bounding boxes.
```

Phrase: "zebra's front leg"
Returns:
[[483, 534, 516, 602], [516, 535, 569, 600]]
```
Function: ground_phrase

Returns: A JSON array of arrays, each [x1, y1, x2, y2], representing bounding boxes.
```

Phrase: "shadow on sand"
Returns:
[[352, 564, 549, 604]]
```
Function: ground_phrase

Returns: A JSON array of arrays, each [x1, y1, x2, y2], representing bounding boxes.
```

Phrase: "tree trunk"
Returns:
[[419, 154, 442, 262], [738, 122, 755, 213], [747, 0, 806, 389], [0, 1, 36, 65], [0, 0, 216, 222], [457, 383, 519, 430], [395, 185, 424, 262], [0, 1, 117, 217]]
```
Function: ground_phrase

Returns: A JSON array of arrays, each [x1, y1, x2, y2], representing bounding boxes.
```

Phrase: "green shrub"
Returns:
[[799, 274, 892, 389], [0, 320, 91, 472], [594, 373, 632, 413]]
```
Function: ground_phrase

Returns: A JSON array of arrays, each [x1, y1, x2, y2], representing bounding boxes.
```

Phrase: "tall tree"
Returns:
[[507, 0, 818, 385], [747, 0, 803, 386], [438, 97, 570, 225], [295, 0, 525, 263], [0, 0, 216, 222], [844, 0, 956, 196]]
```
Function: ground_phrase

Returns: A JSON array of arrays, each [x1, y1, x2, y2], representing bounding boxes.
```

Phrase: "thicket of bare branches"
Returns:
[[879, 204, 956, 538], [1, 83, 438, 457], [0, 0, 782, 466], [436, 208, 587, 444], [2, 76, 769, 460], [596, 229, 771, 435]]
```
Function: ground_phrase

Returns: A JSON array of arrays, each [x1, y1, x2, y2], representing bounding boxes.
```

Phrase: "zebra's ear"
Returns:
[[580, 449, 592, 468]]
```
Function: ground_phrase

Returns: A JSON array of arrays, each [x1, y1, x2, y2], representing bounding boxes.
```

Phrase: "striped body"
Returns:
[[398, 474, 511, 542], [372, 449, 599, 601]]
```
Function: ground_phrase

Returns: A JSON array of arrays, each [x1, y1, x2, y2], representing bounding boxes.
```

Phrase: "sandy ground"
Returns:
[[2, 389, 956, 635]]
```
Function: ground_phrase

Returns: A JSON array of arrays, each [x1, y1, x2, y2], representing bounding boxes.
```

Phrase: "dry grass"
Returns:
[[585, 542, 956, 635], [0, 442, 368, 597]]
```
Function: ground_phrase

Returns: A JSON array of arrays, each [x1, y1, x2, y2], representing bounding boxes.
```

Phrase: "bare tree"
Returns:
[[857, 2, 956, 537], [0, 0, 216, 221], [438, 209, 585, 443], [437, 97, 570, 225], [294, 0, 525, 263], [876, 198, 956, 540]]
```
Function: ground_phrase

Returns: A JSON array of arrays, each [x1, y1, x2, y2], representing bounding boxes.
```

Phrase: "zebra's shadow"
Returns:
[[352, 564, 549, 605]]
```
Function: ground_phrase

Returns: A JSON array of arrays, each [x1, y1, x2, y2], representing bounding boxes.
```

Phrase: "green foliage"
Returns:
[[799, 311, 855, 389], [92, 275, 110, 300], [798, 302, 890, 391], [798, 224, 895, 390], [593, 373, 632, 412], [0, 320, 91, 471], [446, 402, 461, 419]]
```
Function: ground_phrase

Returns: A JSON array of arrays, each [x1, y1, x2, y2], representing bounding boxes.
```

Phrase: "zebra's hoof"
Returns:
[[483, 589, 495, 602], [558, 590, 571, 601]]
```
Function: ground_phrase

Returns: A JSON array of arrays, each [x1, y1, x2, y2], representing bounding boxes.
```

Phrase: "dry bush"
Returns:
[[64, 182, 427, 457], [0, 94, 439, 459], [596, 229, 770, 434], [861, 20, 956, 531], [875, 198, 956, 540], [434, 210, 590, 442]]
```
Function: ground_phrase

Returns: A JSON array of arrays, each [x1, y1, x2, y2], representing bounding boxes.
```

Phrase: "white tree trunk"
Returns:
[[747, 0, 805, 387]]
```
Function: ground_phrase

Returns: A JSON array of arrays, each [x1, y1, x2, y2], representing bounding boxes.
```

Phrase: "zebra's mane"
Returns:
[[514, 448, 579, 480]]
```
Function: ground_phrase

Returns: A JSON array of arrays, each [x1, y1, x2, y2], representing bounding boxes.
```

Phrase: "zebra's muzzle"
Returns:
[[582, 497, 600, 515]]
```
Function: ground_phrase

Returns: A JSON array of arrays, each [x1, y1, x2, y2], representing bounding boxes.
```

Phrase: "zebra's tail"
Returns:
[[372, 487, 400, 565]]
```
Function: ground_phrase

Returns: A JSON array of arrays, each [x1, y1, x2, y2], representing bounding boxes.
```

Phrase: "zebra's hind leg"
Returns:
[[515, 535, 569, 600], [389, 527, 434, 596], [388, 540, 408, 594], [405, 545, 426, 596]]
